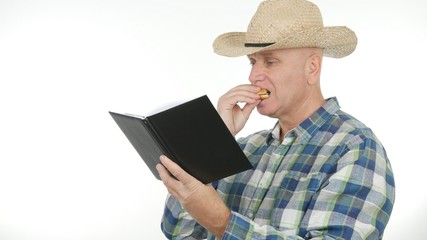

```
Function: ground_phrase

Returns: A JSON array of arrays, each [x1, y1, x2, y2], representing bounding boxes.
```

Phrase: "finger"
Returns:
[[228, 84, 260, 93], [218, 90, 260, 111], [223, 85, 260, 98], [159, 155, 196, 185], [156, 163, 180, 194], [226, 87, 260, 100], [241, 100, 260, 117], [156, 163, 173, 181]]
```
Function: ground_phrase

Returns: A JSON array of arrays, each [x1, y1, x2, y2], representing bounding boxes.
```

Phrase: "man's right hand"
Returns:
[[217, 85, 261, 136]]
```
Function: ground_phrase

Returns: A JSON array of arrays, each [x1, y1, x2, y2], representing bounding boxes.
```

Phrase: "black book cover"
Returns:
[[109, 95, 252, 184]]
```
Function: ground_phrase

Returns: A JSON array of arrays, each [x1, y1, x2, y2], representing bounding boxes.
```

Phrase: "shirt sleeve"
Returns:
[[221, 135, 395, 240], [160, 194, 208, 239]]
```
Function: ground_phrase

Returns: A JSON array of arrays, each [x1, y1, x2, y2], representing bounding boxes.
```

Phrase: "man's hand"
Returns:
[[217, 84, 261, 136], [156, 155, 231, 238]]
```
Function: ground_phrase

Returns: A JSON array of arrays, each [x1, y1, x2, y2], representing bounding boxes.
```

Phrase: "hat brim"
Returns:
[[213, 26, 357, 58]]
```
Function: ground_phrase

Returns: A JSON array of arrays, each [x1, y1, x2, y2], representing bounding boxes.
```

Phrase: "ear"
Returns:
[[305, 53, 322, 85]]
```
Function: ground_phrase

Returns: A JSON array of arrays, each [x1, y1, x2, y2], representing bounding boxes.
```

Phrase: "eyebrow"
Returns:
[[248, 51, 276, 59]]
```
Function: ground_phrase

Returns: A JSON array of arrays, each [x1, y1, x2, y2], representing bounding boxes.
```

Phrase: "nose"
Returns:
[[249, 63, 265, 84]]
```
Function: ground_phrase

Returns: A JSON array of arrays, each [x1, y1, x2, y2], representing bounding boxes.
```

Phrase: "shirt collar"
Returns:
[[268, 97, 341, 144]]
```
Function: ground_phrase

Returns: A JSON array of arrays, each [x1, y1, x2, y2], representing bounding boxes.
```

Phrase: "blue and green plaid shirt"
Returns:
[[161, 97, 395, 239]]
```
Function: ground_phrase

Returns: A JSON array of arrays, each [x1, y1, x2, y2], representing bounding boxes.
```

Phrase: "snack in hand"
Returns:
[[258, 88, 270, 100]]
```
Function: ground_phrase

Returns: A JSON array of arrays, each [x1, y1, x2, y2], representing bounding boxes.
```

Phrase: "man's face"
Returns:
[[248, 48, 314, 118]]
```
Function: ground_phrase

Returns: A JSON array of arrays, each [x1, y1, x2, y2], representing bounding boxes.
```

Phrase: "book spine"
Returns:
[[144, 118, 178, 164]]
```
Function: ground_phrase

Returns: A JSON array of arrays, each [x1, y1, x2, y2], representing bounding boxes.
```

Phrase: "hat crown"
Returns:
[[246, 0, 324, 44]]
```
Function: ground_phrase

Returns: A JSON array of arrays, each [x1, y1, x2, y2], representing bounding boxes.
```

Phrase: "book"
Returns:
[[109, 95, 253, 184]]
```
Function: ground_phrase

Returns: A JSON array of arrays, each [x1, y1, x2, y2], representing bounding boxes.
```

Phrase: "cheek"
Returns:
[[281, 71, 306, 91], [272, 79, 308, 110], [273, 76, 298, 97]]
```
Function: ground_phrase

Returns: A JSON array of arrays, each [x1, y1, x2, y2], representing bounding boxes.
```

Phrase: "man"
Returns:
[[157, 0, 395, 239]]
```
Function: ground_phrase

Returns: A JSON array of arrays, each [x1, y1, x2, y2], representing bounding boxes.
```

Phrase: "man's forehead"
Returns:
[[247, 47, 323, 59], [247, 49, 282, 58]]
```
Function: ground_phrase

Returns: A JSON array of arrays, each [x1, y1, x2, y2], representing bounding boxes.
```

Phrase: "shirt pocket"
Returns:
[[270, 172, 322, 230]]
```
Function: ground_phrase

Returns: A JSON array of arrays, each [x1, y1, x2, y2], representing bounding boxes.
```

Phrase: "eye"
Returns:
[[249, 59, 255, 66], [265, 58, 278, 66]]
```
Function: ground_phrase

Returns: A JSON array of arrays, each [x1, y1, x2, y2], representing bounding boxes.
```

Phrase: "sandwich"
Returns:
[[258, 88, 270, 100]]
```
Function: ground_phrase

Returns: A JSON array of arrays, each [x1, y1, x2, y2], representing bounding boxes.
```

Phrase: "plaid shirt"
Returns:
[[161, 97, 395, 239]]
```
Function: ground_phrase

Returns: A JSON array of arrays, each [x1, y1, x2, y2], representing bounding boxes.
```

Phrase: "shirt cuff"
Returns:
[[222, 211, 253, 239]]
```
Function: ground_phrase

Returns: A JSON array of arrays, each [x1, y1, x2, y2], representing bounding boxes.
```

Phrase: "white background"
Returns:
[[0, 0, 426, 239]]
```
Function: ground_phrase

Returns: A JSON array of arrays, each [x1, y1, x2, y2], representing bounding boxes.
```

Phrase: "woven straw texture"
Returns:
[[213, 0, 357, 58]]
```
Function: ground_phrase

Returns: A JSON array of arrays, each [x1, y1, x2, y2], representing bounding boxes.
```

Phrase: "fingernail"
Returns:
[[156, 163, 164, 170]]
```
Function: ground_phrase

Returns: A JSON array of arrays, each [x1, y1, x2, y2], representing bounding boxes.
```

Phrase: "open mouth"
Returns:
[[257, 88, 270, 100]]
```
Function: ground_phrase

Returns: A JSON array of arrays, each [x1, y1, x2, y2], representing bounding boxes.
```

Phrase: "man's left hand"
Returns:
[[156, 155, 231, 238]]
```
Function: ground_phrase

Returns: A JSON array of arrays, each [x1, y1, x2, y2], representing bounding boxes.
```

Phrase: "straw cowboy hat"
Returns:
[[213, 0, 357, 58]]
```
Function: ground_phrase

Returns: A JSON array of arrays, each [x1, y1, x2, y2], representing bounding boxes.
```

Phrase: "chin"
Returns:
[[256, 104, 271, 116], [257, 101, 279, 118]]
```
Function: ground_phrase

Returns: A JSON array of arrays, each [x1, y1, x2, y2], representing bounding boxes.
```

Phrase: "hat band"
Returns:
[[244, 42, 275, 47]]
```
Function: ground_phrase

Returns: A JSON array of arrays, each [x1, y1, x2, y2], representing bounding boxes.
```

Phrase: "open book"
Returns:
[[109, 95, 252, 184]]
